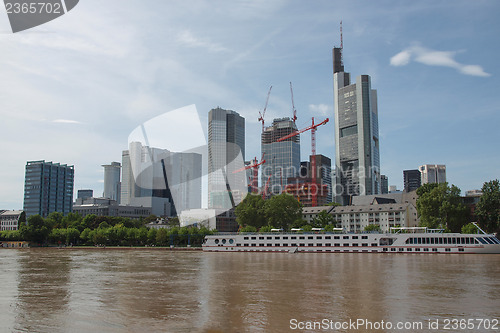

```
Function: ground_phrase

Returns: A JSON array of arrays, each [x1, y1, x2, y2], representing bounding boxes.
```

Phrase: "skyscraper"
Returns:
[[208, 107, 245, 209], [102, 162, 121, 201], [419, 164, 446, 185], [333, 45, 381, 205], [261, 117, 300, 195], [403, 169, 421, 192], [23, 160, 74, 218], [381, 175, 389, 194]]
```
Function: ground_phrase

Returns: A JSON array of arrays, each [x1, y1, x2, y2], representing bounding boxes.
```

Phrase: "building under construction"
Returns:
[[261, 117, 300, 195]]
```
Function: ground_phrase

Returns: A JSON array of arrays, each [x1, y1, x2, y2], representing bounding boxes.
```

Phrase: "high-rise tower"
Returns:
[[332, 32, 381, 205], [208, 107, 245, 209], [102, 162, 121, 201], [23, 160, 74, 218], [261, 117, 300, 195]]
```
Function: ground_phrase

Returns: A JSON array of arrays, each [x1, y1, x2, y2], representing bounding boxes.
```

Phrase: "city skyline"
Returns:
[[1, 1, 499, 209]]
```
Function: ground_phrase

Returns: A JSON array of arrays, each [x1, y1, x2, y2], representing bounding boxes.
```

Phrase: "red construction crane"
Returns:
[[277, 117, 329, 206], [258, 86, 272, 132], [262, 175, 271, 199], [232, 153, 266, 193], [290, 82, 297, 123]]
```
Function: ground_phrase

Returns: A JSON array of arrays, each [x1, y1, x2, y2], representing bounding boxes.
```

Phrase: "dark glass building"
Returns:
[[23, 160, 74, 218], [403, 169, 421, 193]]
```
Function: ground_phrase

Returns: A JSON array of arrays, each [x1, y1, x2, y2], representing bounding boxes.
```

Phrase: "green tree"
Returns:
[[47, 212, 64, 228], [20, 215, 51, 245], [80, 228, 92, 245], [259, 225, 276, 232], [364, 224, 381, 232], [416, 183, 468, 232], [312, 210, 334, 228], [156, 228, 168, 246], [239, 225, 257, 233], [461, 223, 479, 234], [235, 194, 266, 229], [263, 193, 302, 231], [475, 179, 500, 233], [147, 228, 157, 245]]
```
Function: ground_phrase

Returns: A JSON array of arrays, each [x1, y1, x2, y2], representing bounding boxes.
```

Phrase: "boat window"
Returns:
[[483, 237, 494, 244], [371, 243, 377, 247], [259, 244, 265, 247], [344, 243, 350, 247], [317, 243, 322, 247], [352, 236, 358, 239], [438, 238, 443, 244], [316, 236, 322, 239], [432, 248, 438, 252], [244, 237, 249, 240], [443, 238, 447, 244], [267, 237, 272, 240], [352, 243, 358, 247], [465, 237, 470, 244], [251, 244, 257, 247], [362, 236, 368, 239], [283, 243, 288, 247], [291, 236, 296, 239], [423, 248, 429, 252], [391, 248, 396, 251], [445, 248, 451, 252], [274, 243, 280, 246], [415, 248, 420, 251], [275, 237, 280, 240], [215, 239, 219, 244], [425, 238, 430, 244], [299, 236, 305, 240], [430, 238, 435, 245], [407, 248, 412, 251], [229, 239, 234, 244], [459, 248, 465, 252], [259, 237, 264, 240], [267, 244, 272, 247], [251, 237, 256, 240], [334, 236, 340, 239], [491, 237, 500, 244], [291, 243, 297, 247], [362, 243, 368, 247], [325, 243, 331, 246], [399, 248, 404, 251], [283, 236, 288, 239], [299, 243, 305, 247], [383, 248, 388, 252], [334, 243, 340, 247], [343, 236, 349, 239], [325, 236, 331, 239], [308, 236, 313, 240], [236, 244, 241, 247], [417, 238, 422, 244]]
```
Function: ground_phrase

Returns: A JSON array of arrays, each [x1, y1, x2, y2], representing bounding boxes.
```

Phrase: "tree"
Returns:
[[476, 179, 500, 233], [416, 183, 468, 232], [20, 215, 51, 245], [263, 193, 302, 231], [311, 210, 334, 228], [364, 224, 381, 232], [235, 194, 266, 229], [461, 223, 479, 234]]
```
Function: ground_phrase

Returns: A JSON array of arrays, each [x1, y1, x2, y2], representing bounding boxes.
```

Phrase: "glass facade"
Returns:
[[23, 160, 74, 218], [208, 108, 245, 209]]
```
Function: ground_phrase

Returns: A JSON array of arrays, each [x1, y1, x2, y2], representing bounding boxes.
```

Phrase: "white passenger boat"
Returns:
[[202, 226, 500, 254]]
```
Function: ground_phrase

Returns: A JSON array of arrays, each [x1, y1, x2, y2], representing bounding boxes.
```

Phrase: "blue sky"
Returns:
[[1, 0, 498, 209]]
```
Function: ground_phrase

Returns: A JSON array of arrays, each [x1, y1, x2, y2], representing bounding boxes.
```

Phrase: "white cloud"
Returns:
[[52, 119, 83, 124], [176, 30, 228, 53], [308, 103, 331, 116], [390, 44, 491, 77]]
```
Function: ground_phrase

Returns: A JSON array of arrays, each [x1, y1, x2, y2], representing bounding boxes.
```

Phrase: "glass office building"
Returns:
[[23, 160, 74, 218], [333, 47, 381, 205]]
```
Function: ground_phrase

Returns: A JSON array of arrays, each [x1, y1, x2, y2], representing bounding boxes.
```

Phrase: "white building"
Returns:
[[419, 164, 446, 185], [0, 210, 23, 231], [302, 203, 419, 233]]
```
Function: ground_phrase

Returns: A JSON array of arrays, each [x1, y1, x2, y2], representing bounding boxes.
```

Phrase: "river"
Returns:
[[0, 248, 498, 332]]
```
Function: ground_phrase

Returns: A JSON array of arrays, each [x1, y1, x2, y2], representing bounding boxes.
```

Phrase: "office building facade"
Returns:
[[381, 175, 389, 194], [333, 46, 381, 205], [208, 107, 245, 209], [102, 162, 121, 202], [23, 160, 74, 218], [261, 117, 300, 195], [419, 164, 446, 185], [403, 169, 422, 192]]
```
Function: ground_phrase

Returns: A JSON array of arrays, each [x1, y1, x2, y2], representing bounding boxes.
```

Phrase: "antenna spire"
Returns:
[[340, 21, 343, 67]]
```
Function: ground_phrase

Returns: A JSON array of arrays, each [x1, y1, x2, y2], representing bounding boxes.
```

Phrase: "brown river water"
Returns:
[[0, 248, 498, 332]]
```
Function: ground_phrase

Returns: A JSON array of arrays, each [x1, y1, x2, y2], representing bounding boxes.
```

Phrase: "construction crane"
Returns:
[[290, 82, 297, 123], [277, 117, 329, 206], [232, 153, 266, 193], [258, 86, 272, 132]]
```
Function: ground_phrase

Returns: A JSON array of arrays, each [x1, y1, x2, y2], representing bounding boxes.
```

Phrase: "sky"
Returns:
[[1, 0, 499, 210]]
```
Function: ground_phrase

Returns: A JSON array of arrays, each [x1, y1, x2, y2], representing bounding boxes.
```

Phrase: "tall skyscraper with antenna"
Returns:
[[333, 22, 381, 205]]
